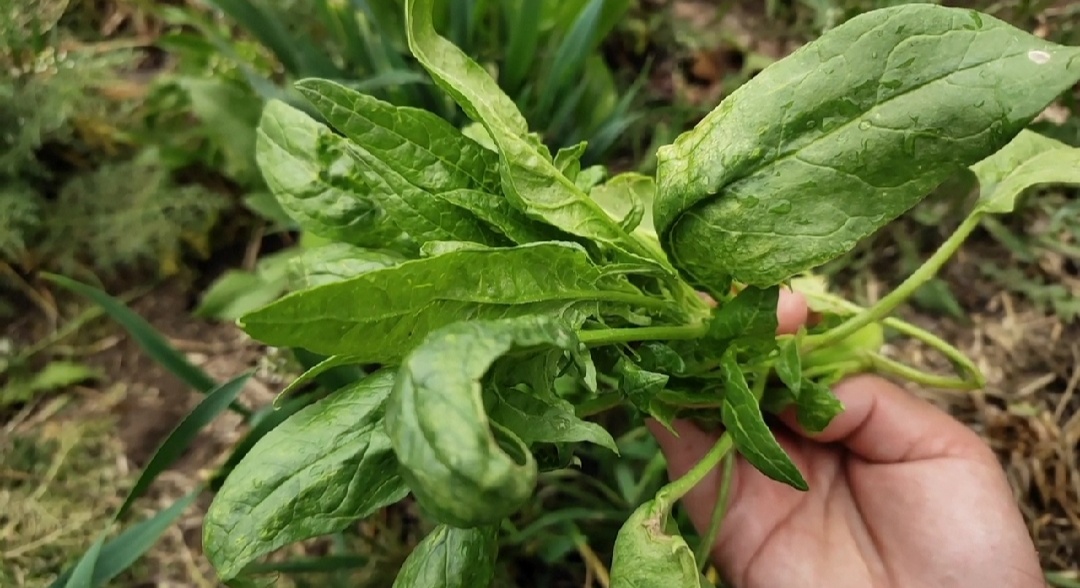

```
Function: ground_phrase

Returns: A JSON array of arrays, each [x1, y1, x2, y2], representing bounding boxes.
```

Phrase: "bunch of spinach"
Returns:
[[201, 2, 1080, 586]]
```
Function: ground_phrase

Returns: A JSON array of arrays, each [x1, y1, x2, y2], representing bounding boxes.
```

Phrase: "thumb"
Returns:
[[780, 374, 994, 464]]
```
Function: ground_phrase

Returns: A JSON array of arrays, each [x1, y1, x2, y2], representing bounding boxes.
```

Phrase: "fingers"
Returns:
[[779, 374, 994, 464], [776, 287, 808, 335]]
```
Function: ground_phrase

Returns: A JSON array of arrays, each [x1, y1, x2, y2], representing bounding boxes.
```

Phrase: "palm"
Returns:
[[715, 432, 1035, 588]]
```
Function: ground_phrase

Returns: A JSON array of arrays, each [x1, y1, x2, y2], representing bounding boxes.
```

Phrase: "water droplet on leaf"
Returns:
[[858, 121, 872, 131], [1027, 50, 1051, 65]]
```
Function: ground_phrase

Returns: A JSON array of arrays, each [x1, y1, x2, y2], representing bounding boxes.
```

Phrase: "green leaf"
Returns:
[[654, 4, 1080, 289], [204, 370, 408, 581], [1, 361, 100, 407], [385, 316, 585, 527], [971, 129, 1080, 214], [487, 384, 618, 453], [196, 250, 300, 321], [403, 0, 668, 270], [609, 499, 704, 588], [294, 79, 508, 245], [554, 141, 588, 181], [614, 357, 677, 432], [273, 353, 364, 407], [391, 524, 499, 588], [720, 353, 807, 490], [708, 285, 779, 348], [795, 378, 844, 434], [63, 536, 102, 588], [774, 338, 802, 396], [286, 243, 406, 289], [255, 100, 406, 249], [437, 189, 569, 245], [239, 242, 663, 362], [589, 172, 651, 234]]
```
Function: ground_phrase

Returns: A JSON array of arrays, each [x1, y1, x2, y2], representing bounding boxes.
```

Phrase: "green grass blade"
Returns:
[[537, 0, 605, 117], [49, 490, 203, 588], [200, 0, 338, 77], [61, 537, 103, 588], [116, 371, 252, 519], [41, 274, 216, 392], [502, 0, 543, 93]]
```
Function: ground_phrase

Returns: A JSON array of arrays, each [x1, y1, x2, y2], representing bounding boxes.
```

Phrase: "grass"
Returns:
[[2, 0, 1079, 586]]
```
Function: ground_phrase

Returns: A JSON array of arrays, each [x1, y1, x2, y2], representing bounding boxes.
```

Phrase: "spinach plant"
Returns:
[[202, 3, 1080, 586]]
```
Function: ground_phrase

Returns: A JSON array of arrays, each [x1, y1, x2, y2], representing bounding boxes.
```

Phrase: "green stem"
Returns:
[[800, 285, 983, 388], [695, 452, 734, 570], [863, 351, 978, 390], [658, 433, 734, 505], [804, 211, 983, 352], [577, 322, 709, 347]]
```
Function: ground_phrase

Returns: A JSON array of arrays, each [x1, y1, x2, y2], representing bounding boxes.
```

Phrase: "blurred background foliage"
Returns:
[[2, 0, 1079, 586]]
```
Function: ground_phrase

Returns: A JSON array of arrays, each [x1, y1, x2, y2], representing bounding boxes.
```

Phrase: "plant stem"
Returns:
[[695, 452, 734, 570], [804, 211, 983, 352], [864, 352, 979, 390], [658, 433, 734, 505], [577, 322, 709, 347], [799, 278, 984, 388]]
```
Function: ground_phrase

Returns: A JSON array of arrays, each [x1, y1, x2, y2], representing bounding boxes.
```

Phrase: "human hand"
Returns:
[[648, 289, 1044, 588]]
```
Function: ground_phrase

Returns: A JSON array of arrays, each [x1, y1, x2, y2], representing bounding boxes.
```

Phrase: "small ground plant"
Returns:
[[201, 3, 1080, 586]]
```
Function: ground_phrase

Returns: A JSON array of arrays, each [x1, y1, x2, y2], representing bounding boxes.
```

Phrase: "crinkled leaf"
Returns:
[[255, 100, 405, 248], [403, 0, 669, 271], [971, 129, 1080, 214], [795, 378, 844, 434], [204, 371, 408, 581], [295, 79, 507, 245], [286, 243, 405, 289], [655, 4, 1080, 289], [554, 141, 588, 181], [239, 242, 663, 361], [384, 316, 585, 527], [589, 172, 654, 234], [488, 385, 617, 452], [609, 499, 704, 588], [391, 524, 499, 588], [774, 338, 802, 396], [614, 357, 676, 433], [720, 353, 807, 490], [708, 286, 779, 352], [435, 189, 567, 244]]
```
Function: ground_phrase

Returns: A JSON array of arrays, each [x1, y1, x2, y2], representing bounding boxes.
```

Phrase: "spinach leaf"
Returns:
[[487, 384, 618, 453], [614, 357, 677, 432], [609, 498, 705, 588], [203, 370, 408, 581], [774, 338, 802, 397], [286, 243, 405, 289], [794, 378, 844, 434], [970, 129, 1080, 214], [295, 79, 508, 245], [438, 189, 570, 244], [255, 100, 407, 249], [391, 524, 499, 588], [589, 172, 654, 235], [708, 285, 779, 345], [720, 353, 808, 490], [403, 0, 671, 271], [655, 4, 1080, 289], [384, 316, 585, 527], [240, 242, 666, 361]]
